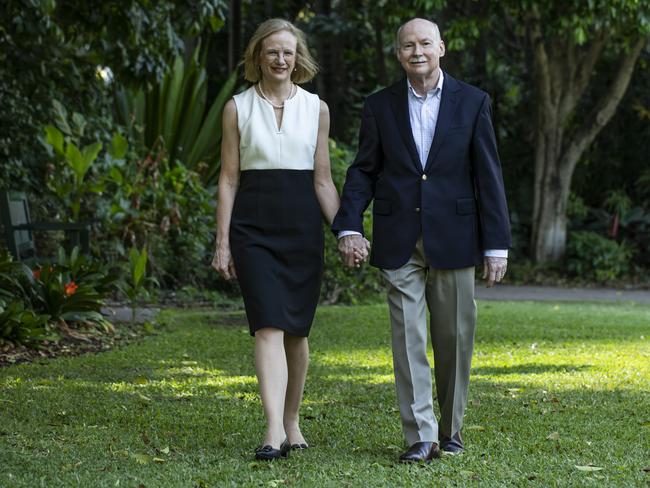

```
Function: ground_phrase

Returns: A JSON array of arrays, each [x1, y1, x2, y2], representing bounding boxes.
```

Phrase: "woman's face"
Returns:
[[259, 30, 297, 84]]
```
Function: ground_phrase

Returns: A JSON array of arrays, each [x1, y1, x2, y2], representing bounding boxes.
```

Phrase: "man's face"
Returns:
[[396, 20, 445, 79]]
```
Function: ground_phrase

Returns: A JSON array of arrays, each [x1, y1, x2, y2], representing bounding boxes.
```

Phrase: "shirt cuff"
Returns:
[[484, 249, 508, 258], [338, 230, 362, 239]]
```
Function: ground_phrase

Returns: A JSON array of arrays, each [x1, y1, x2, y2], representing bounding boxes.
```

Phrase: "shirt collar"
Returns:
[[407, 70, 444, 100]]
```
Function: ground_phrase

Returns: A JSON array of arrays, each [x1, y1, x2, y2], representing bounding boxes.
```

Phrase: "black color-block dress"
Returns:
[[230, 85, 323, 337]]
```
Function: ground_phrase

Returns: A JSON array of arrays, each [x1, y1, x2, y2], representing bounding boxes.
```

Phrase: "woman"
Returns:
[[211, 19, 366, 460]]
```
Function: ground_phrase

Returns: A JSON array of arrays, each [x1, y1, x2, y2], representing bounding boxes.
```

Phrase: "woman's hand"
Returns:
[[211, 245, 237, 280]]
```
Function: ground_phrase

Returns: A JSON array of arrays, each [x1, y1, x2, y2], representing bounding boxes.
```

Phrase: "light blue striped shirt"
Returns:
[[407, 72, 443, 168]]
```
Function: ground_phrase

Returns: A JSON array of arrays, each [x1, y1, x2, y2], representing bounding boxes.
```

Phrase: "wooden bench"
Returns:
[[0, 190, 91, 260]]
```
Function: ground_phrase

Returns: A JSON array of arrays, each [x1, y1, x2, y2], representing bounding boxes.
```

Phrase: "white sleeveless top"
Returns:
[[233, 85, 321, 171]]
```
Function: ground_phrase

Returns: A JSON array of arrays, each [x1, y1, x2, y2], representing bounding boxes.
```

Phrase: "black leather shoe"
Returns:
[[440, 432, 464, 455], [254, 439, 290, 460], [399, 441, 441, 463], [291, 443, 309, 450]]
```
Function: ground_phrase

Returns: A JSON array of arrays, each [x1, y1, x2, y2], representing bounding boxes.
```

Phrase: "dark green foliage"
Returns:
[[99, 145, 216, 289], [0, 300, 50, 346], [618, 206, 650, 272], [41, 99, 217, 290], [114, 49, 238, 185], [0, 248, 118, 344], [321, 140, 384, 304], [0, 254, 36, 304], [116, 245, 158, 324], [0, 0, 225, 190], [30, 265, 105, 326], [2, 0, 649, 286], [42, 103, 106, 222], [566, 231, 632, 282]]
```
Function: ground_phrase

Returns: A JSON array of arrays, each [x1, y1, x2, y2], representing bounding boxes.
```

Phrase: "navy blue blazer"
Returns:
[[332, 73, 511, 270]]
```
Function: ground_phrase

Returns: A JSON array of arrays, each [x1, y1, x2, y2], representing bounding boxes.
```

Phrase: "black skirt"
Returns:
[[230, 169, 324, 337]]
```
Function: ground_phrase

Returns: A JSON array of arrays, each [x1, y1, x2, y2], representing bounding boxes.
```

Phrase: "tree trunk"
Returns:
[[528, 22, 647, 263], [227, 0, 241, 73], [314, 0, 346, 139]]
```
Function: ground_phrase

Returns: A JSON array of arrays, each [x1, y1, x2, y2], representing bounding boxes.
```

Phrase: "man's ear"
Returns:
[[439, 40, 446, 58]]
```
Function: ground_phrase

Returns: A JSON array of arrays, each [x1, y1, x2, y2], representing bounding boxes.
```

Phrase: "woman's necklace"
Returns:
[[258, 82, 295, 109]]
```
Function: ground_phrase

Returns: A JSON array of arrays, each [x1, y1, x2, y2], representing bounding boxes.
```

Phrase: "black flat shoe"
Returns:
[[254, 439, 290, 460], [398, 441, 441, 463], [290, 443, 309, 450]]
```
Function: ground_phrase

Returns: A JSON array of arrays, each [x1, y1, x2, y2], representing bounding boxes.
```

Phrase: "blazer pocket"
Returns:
[[456, 198, 476, 215], [373, 199, 392, 215]]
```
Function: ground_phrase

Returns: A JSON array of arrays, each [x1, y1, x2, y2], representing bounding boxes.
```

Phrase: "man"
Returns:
[[333, 18, 511, 462]]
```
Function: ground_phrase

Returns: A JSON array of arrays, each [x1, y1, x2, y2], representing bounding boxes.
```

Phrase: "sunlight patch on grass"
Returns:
[[2, 302, 649, 487]]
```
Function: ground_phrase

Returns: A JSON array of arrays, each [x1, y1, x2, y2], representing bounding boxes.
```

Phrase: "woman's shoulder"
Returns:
[[233, 85, 256, 102], [295, 85, 321, 108]]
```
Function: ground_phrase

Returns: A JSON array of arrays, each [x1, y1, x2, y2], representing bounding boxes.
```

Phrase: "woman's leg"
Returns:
[[283, 335, 309, 445], [255, 327, 288, 448]]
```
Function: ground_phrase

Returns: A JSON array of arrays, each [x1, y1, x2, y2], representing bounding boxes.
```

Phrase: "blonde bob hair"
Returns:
[[242, 18, 318, 84]]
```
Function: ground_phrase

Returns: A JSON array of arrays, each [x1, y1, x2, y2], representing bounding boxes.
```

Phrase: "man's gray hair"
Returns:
[[395, 18, 441, 51]]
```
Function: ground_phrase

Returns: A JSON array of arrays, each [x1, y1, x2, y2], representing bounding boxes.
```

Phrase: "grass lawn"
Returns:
[[1, 301, 649, 487]]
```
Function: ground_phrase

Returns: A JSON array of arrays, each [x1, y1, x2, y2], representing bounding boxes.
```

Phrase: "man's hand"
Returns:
[[211, 245, 237, 280], [483, 256, 507, 287], [338, 235, 371, 268]]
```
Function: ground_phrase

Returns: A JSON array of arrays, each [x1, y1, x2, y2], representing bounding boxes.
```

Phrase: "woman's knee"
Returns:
[[255, 327, 285, 344]]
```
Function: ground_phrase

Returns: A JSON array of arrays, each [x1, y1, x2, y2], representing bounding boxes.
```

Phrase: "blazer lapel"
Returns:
[[424, 73, 461, 172], [390, 79, 421, 172]]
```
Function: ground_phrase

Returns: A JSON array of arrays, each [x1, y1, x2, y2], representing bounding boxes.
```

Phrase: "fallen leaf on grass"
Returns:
[[266, 480, 285, 487], [159, 446, 170, 455], [132, 453, 152, 465], [137, 393, 152, 403], [640, 421, 650, 428], [546, 432, 560, 440], [153, 457, 165, 463], [575, 465, 603, 472], [465, 425, 485, 431]]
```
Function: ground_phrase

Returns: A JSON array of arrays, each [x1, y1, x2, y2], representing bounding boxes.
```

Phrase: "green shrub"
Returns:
[[0, 253, 36, 304], [114, 50, 237, 185], [0, 249, 118, 345], [30, 263, 111, 331], [117, 245, 158, 323], [320, 140, 384, 304], [99, 145, 215, 289], [0, 299, 51, 346], [566, 231, 632, 282]]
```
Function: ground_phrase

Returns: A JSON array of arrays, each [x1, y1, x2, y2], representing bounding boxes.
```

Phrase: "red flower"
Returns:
[[64, 282, 78, 296], [32, 268, 41, 280]]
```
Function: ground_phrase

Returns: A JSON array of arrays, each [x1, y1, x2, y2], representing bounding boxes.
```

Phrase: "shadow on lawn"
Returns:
[[472, 363, 592, 376], [2, 352, 648, 474]]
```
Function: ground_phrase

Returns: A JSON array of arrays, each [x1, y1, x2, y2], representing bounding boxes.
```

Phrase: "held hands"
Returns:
[[211, 245, 237, 280], [338, 235, 371, 268], [483, 256, 507, 287]]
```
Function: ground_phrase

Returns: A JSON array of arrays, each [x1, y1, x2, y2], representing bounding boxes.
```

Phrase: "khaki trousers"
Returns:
[[381, 237, 477, 446]]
